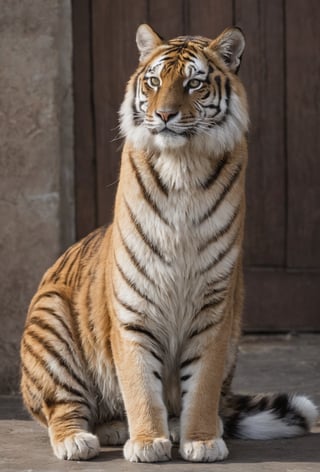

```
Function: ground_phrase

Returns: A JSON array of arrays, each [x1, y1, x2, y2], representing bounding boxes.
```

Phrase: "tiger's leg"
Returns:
[[45, 402, 99, 460], [179, 317, 230, 462], [21, 290, 100, 460], [112, 330, 171, 462]]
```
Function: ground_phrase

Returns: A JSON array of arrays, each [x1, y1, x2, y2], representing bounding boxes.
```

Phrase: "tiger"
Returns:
[[20, 24, 318, 463]]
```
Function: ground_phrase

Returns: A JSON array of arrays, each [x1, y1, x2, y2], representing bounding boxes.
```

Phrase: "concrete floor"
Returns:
[[1, 334, 319, 472]]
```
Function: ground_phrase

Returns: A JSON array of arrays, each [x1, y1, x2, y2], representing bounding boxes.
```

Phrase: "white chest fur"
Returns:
[[114, 147, 243, 349]]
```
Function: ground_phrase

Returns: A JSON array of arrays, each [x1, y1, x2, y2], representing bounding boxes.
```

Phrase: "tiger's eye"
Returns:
[[148, 76, 161, 87], [188, 79, 202, 89]]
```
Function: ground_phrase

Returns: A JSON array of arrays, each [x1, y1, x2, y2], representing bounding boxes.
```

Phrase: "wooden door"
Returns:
[[72, 0, 320, 331]]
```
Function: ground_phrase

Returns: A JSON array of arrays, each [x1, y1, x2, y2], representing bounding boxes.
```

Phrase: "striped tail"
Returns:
[[222, 393, 318, 440]]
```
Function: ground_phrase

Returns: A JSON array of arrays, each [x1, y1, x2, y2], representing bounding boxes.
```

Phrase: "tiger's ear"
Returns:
[[209, 27, 245, 73], [136, 24, 163, 62]]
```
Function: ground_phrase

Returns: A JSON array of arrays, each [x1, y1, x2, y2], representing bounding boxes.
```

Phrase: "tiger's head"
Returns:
[[120, 24, 249, 155]]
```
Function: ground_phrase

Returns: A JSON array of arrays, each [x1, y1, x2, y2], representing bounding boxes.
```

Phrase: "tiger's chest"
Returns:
[[119, 188, 239, 321], [114, 149, 243, 346], [151, 189, 238, 312]]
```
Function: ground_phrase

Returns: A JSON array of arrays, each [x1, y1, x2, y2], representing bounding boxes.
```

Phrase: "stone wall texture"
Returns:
[[0, 0, 74, 393]]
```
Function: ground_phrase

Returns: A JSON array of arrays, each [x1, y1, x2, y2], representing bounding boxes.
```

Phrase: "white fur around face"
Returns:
[[120, 38, 249, 157], [120, 79, 248, 156]]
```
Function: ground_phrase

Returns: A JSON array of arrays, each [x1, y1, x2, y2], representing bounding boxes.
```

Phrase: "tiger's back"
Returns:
[[20, 24, 318, 463]]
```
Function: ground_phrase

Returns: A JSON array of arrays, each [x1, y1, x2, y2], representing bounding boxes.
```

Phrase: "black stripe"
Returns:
[[132, 74, 141, 125], [22, 340, 86, 400], [27, 317, 76, 362], [63, 249, 81, 286], [30, 290, 63, 310], [125, 200, 169, 264], [136, 343, 164, 365], [33, 305, 74, 342], [45, 397, 90, 410], [189, 318, 223, 338], [50, 244, 80, 283], [183, 50, 198, 60], [115, 258, 163, 314], [181, 390, 187, 397], [72, 228, 104, 287], [21, 363, 44, 393], [72, 230, 101, 289], [203, 103, 220, 110], [225, 78, 231, 108], [200, 154, 228, 190], [180, 356, 201, 370], [194, 298, 224, 319], [204, 75, 222, 116], [85, 281, 98, 342], [122, 324, 161, 347], [204, 285, 227, 299], [196, 164, 242, 225], [114, 287, 147, 318], [25, 331, 88, 394], [149, 349, 164, 364], [215, 75, 222, 104], [198, 203, 240, 253], [50, 411, 90, 425], [180, 374, 192, 382], [117, 222, 157, 286], [23, 383, 41, 414], [153, 371, 162, 381], [201, 89, 211, 100], [147, 157, 169, 197], [82, 228, 104, 256], [198, 229, 239, 275], [129, 153, 170, 226], [206, 267, 233, 288]]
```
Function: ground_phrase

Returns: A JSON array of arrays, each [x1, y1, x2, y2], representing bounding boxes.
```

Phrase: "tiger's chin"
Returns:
[[153, 131, 188, 150]]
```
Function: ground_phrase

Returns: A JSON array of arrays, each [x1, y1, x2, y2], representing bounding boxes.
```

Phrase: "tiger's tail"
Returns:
[[222, 393, 318, 439]]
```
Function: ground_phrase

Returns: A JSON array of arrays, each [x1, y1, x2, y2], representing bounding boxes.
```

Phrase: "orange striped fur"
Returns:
[[20, 25, 317, 463]]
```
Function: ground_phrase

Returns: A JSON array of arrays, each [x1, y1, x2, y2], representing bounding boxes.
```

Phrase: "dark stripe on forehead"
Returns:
[[147, 39, 209, 76], [168, 36, 210, 48]]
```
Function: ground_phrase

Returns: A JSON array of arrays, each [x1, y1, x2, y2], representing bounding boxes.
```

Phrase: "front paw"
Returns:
[[124, 438, 172, 462], [51, 431, 100, 461], [179, 438, 228, 462]]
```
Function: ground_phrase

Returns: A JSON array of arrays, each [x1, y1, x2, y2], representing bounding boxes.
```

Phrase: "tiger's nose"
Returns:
[[155, 110, 178, 123]]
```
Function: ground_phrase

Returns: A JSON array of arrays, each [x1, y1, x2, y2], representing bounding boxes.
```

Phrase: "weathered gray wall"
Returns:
[[0, 0, 74, 393]]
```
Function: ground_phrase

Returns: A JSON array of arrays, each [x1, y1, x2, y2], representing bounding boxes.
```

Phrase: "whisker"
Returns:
[[105, 178, 120, 189]]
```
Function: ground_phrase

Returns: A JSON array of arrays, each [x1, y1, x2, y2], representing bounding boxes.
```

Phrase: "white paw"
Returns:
[[124, 438, 172, 462], [179, 438, 229, 462], [51, 431, 100, 461], [95, 420, 129, 445]]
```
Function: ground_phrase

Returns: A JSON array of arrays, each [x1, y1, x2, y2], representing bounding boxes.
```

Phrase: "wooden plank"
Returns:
[[235, 0, 286, 267], [286, 1, 320, 268], [92, 0, 147, 227], [72, 0, 97, 238], [147, 0, 184, 37], [244, 269, 320, 332], [188, 0, 233, 38]]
